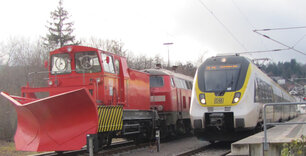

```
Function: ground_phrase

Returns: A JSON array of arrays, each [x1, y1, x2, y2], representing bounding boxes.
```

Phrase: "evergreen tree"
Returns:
[[43, 0, 78, 49], [261, 59, 306, 79]]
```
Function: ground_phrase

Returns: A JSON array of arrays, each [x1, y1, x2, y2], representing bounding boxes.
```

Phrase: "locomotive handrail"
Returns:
[[27, 69, 88, 87], [263, 102, 306, 151]]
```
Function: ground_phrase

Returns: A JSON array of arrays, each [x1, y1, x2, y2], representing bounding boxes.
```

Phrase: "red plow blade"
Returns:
[[1, 88, 98, 151]]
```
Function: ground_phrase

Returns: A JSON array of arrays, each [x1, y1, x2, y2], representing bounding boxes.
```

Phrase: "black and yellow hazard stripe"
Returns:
[[97, 105, 123, 132]]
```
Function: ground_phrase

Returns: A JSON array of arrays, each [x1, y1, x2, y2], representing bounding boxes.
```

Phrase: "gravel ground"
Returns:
[[116, 137, 209, 156], [194, 148, 230, 156]]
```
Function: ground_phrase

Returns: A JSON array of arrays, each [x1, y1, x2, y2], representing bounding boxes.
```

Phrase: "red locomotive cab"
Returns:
[[44, 46, 125, 106]]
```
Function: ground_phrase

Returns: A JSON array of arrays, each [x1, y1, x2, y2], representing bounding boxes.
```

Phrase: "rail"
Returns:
[[263, 102, 306, 151]]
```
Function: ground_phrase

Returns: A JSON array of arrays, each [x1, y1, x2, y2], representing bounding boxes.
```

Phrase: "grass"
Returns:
[[0, 141, 39, 156]]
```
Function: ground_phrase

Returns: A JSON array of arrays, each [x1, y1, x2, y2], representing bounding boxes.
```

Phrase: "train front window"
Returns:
[[204, 65, 240, 92], [150, 76, 164, 87], [75, 51, 101, 73], [51, 53, 72, 74]]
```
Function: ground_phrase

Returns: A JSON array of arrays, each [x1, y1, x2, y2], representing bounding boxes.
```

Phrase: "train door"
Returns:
[[101, 52, 118, 105], [114, 58, 122, 104], [174, 77, 183, 117]]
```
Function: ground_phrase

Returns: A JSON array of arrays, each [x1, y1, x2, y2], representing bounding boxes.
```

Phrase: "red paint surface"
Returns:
[[1, 89, 98, 151]]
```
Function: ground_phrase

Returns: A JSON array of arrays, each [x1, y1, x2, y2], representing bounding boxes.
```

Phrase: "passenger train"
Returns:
[[190, 55, 297, 142]]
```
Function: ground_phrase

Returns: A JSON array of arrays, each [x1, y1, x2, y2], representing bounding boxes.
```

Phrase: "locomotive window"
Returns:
[[173, 78, 181, 88], [189, 81, 193, 90], [181, 79, 187, 89], [150, 76, 164, 87], [186, 81, 192, 90], [115, 60, 120, 74], [75, 51, 101, 73], [170, 78, 175, 87], [51, 53, 72, 74], [173, 78, 188, 89], [101, 53, 115, 74]]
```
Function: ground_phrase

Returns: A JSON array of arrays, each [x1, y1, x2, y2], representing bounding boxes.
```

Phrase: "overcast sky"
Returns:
[[1, 0, 306, 65]]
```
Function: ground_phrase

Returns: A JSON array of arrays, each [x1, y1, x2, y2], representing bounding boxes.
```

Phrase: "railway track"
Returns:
[[31, 133, 193, 156], [31, 140, 137, 156], [31, 135, 231, 156], [177, 141, 231, 156]]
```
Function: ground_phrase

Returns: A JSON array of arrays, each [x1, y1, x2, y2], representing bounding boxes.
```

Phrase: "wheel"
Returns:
[[107, 136, 112, 146]]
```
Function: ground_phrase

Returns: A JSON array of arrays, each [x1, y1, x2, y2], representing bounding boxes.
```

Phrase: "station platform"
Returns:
[[228, 114, 306, 156]]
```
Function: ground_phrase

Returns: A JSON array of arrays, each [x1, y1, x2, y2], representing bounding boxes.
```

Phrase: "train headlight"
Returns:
[[199, 94, 206, 104], [232, 92, 241, 103], [157, 105, 163, 111]]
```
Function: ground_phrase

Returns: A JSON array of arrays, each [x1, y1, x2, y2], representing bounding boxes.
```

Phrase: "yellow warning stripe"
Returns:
[[97, 105, 123, 132]]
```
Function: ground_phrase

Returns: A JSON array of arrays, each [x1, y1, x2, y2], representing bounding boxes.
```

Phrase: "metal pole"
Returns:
[[88, 135, 94, 156], [163, 42, 173, 68], [263, 104, 269, 151], [156, 130, 160, 152], [168, 47, 170, 67]]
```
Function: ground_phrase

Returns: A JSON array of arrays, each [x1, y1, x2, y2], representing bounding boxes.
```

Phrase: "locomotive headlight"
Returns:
[[232, 92, 241, 103], [157, 105, 163, 111], [199, 94, 206, 104]]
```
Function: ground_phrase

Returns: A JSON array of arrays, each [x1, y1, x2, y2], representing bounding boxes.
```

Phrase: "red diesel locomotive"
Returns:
[[1, 45, 193, 152], [144, 69, 193, 137]]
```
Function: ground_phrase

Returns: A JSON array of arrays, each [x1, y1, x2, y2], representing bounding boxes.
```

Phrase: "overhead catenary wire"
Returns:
[[198, 0, 248, 51], [231, 0, 255, 29], [254, 26, 306, 32], [253, 30, 306, 56], [237, 48, 291, 55], [230, 0, 268, 51], [292, 33, 306, 48]]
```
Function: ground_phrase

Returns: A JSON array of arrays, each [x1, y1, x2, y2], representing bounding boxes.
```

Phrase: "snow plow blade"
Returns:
[[0, 88, 98, 151]]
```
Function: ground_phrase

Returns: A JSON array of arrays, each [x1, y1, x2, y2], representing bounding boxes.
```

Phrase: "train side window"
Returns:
[[115, 60, 120, 75], [173, 77, 182, 89], [171, 77, 175, 87], [185, 81, 190, 89], [101, 53, 115, 74], [255, 78, 274, 103], [181, 79, 187, 89], [189, 81, 193, 90], [254, 81, 258, 102]]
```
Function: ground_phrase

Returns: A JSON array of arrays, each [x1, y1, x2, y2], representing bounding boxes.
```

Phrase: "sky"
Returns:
[[1, 0, 306, 65]]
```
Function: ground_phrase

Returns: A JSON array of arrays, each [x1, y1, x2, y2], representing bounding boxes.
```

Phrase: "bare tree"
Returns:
[[82, 37, 127, 56], [0, 38, 47, 141]]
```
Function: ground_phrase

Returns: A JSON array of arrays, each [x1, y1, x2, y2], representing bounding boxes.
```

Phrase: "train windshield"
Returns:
[[51, 53, 72, 74], [75, 51, 101, 73], [150, 76, 164, 87], [204, 65, 240, 92]]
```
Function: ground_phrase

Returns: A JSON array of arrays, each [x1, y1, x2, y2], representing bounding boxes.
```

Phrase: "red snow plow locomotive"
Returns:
[[1, 45, 193, 152]]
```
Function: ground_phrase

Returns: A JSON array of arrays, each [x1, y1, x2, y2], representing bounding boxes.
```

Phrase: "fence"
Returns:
[[263, 102, 306, 151]]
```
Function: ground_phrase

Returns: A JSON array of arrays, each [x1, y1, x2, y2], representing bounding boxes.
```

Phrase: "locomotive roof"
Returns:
[[142, 68, 193, 81], [51, 45, 124, 59]]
